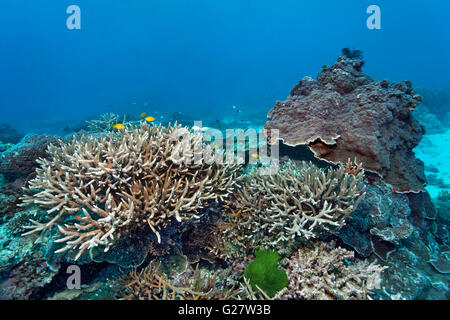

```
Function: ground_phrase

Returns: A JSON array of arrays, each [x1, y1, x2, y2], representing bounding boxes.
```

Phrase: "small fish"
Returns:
[[112, 123, 125, 130], [140, 112, 147, 118], [145, 116, 156, 122], [232, 105, 236, 109], [251, 153, 260, 159], [194, 294, 202, 300], [231, 209, 242, 217]]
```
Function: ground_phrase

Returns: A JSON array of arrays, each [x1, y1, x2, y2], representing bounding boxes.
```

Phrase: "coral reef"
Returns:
[[0, 142, 14, 153], [0, 254, 56, 300], [435, 191, 450, 225], [20, 122, 242, 261], [0, 135, 60, 177], [113, 262, 238, 300], [275, 241, 386, 300], [337, 180, 413, 258], [338, 178, 449, 299], [0, 174, 24, 222], [113, 262, 186, 300], [0, 123, 24, 145], [0, 208, 58, 299], [215, 160, 365, 257], [264, 55, 426, 192], [180, 203, 224, 264], [0, 52, 447, 301]]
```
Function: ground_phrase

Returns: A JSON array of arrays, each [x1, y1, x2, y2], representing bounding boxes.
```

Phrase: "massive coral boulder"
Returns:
[[264, 55, 426, 192], [0, 135, 60, 177], [20, 122, 242, 262]]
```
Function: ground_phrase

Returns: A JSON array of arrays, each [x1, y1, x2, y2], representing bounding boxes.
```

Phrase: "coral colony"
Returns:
[[0, 53, 448, 300]]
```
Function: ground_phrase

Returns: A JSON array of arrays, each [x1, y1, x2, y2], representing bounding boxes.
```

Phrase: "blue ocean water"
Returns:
[[1, 0, 449, 133]]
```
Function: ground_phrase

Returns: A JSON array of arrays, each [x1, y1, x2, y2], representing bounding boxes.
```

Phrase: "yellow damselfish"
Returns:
[[251, 153, 259, 158], [145, 116, 156, 122], [112, 123, 125, 130], [231, 209, 242, 217]]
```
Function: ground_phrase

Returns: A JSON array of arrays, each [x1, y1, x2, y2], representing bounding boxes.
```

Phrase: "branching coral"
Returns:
[[216, 160, 365, 255], [113, 262, 239, 300], [238, 277, 272, 300], [86, 113, 124, 132], [275, 241, 387, 300], [173, 264, 240, 300], [113, 262, 188, 300], [20, 122, 242, 260]]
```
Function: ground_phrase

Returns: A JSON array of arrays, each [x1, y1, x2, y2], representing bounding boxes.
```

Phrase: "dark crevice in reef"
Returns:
[[279, 143, 326, 167], [28, 262, 118, 300]]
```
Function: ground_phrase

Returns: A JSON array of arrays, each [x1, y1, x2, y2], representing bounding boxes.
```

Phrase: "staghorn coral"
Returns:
[[113, 262, 187, 300], [215, 160, 365, 256], [238, 277, 272, 300], [113, 262, 238, 300], [86, 113, 124, 132], [172, 264, 240, 300], [20, 122, 242, 260], [275, 241, 387, 300]]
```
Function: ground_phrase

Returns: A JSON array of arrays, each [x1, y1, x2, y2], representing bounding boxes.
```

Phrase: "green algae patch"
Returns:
[[244, 249, 287, 298]]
